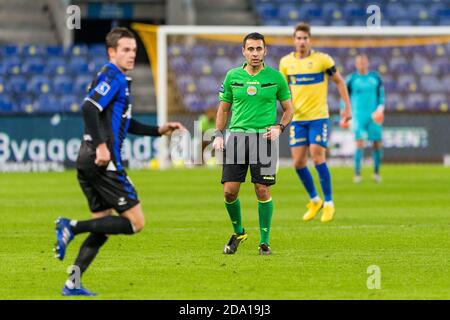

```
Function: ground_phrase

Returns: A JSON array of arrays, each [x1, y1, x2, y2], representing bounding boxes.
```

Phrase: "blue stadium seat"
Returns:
[[53, 75, 74, 95], [405, 93, 426, 110], [429, 94, 448, 111], [183, 94, 204, 112], [60, 95, 81, 113], [257, 3, 279, 19], [420, 75, 442, 93], [22, 45, 45, 57], [278, 3, 298, 20], [9, 75, 27, 94], [191, 57, 212, 76], [45, 57, 67, 75], [68, 56, 89, 74], [33, 94, 61, 113], [89, 57, 108, 73], [170, 56, 188, 73], [4, 57, 22, 75], [212, 56, 234, 77], [17, 95, 34, 113], [74, 75, 92, 94], [397, 74, 417, 92], [69, 44, 89, 57], [28, 75, 51, 94], [386, 93, 404, 111], [89, 43, 106, 57], [0, 94, 13, 113], [0, 44, 21, 57], [176, 75, 195, 93], [46, 46, 65, 57], [197, 76, 218, 95], [22, 56, 45, 74], [191, 45, 211, 57]]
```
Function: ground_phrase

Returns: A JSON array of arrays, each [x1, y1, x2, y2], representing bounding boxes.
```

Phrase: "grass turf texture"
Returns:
[[0, 165, 448, 299]]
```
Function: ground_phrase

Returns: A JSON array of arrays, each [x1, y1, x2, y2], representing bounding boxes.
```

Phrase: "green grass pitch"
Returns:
[[0, 165, 449, 299]]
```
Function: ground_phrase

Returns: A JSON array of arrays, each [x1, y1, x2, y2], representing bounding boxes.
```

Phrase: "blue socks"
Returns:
[[354, 148, 363, 176], [295, 167, 318, 199], [315, 162, 332, 202], [372, 148, 383, 174]]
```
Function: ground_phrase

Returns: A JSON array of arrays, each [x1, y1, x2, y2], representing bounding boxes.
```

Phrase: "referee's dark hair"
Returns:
[[243, 32, 266, 48], [106, 27, 136, 49]]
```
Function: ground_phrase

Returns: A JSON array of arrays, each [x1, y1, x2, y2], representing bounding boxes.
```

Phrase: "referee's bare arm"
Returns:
[[213, 101, 231, 150], [264, 99, 294, 141]]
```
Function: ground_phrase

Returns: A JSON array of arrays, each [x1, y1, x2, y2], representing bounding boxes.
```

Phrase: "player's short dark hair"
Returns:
[[106, 27, 136, 49], [294, 22, 311, 37], [243, 32, 266, 48]]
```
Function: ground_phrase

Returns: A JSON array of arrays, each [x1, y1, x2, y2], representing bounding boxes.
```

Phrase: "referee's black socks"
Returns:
[[71, 216, 135, 235]]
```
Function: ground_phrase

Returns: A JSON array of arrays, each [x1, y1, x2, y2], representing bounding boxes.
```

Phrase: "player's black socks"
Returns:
[[74, 233, 108, 274], [72, 216, 135, 235]]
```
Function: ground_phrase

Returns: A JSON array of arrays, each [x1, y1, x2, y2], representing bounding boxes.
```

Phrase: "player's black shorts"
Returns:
[[221, 132, 278, 185], [76, 143, 139, 214]]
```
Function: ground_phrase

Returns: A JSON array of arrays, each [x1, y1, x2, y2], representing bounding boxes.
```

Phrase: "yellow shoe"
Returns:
[[303, 199, 323, 221], [321, 204, 335, 222]]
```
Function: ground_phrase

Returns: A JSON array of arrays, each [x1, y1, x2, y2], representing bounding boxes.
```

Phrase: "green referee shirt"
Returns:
[[219, 63, 291, 132]]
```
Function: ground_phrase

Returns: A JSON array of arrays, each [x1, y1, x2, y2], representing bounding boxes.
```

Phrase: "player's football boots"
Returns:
[[321, 204, 336, 223], [353, 175, 362, 183], [223, 230, 248, 254], [373, 174, 382, 183], [54, 217, 74, 261], [62, 285, 97, 296], [258, 243, 272, 255], [302, 199, 323, 221]]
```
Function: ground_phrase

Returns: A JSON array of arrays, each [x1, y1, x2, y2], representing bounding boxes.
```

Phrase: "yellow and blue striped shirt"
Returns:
[[279, 50, 335, 121]]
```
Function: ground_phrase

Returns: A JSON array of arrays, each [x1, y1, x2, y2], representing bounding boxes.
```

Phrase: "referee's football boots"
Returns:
[[223, 230, 248, 254], [258, 243, 272, 255], [54, 217, 74, 261]]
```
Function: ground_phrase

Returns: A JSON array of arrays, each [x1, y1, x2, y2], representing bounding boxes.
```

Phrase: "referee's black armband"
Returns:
[[81, 100, 105, 147], [325, 65, 337, 76], [128, 119, 161, 137]]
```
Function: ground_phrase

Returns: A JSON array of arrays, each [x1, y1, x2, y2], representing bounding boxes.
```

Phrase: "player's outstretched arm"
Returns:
[[127, 119, 186, 136], [331, 71, 352, 123]]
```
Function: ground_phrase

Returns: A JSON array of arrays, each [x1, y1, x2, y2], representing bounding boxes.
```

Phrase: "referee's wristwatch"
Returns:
[[277, 123, 286, 132]]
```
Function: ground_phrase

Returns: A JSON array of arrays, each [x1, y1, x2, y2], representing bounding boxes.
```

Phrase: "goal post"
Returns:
[[132, 24, 450, 168]]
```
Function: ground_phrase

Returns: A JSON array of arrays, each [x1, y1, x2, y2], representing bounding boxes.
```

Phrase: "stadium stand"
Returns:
[[252, 0, 450, 27], [167, 40, 450, 113]]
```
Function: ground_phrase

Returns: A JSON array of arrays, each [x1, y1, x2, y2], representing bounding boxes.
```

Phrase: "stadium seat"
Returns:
[[46, 46, 65, 57], [22, 56, 45, 74], [69, 44, 89, 57], [33, 94, 61, 113], [28, 75, 51, 94], [45, 57, 67, 75], [89, 43, 107, 57], [197, 76, 218, 95], [212, 56, 234, 77], [89, 57, 108, 73], [428, 93, 448, 111], [68, 56, 89, 75], [74, 75, 93, 94], [4, 57, 22, 75], [17, 95, 34, 113], [53, 75, 74, 95], [0, 94, 13, 113], [22, 45, 45, 57], [60, 95, 81, 113], [9, 75, 27, 94], [0, 44, 21, 57], [183, 94, 204, 112], [191, 57, 212, 76]]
